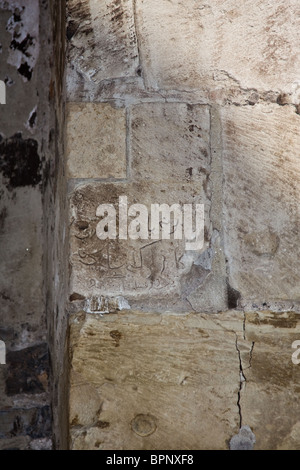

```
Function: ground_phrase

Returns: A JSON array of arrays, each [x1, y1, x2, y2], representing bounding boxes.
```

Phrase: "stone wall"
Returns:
[[1, 0, 300, 451], [65, 0, 300, 450]]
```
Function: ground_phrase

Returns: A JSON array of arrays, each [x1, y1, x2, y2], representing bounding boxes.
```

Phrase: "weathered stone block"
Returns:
[[69, 179, 227, 312], [66, 103, 127, 179], [135, 0, 300, 96], [130, 103, 210, 184], [68, 310, 300, 450], [69, 311, 243, 450], [240, 311, 300, 450], [222, 103, 300, 305], [67, 0, 139, 91]]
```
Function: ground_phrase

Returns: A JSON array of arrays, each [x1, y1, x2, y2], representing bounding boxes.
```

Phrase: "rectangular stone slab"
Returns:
[[135, 0, 300, 95], [240, 311, 300, 450], [222, 103, 300, 306], [67, 0, 139, 92], [68, 179, 227, 312], [69, 311, 243, 450]]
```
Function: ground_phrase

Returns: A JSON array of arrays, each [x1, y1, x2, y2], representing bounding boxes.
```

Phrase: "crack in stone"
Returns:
[[249, 341, 255, 369], [235, 332, 255, 429], [235, 335, 245, 428], [132, 0, 144, 86]]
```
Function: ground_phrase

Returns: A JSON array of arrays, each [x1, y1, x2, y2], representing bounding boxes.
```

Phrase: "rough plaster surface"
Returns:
[[0, 0, 67, 450], [0, 0, 51, 450]]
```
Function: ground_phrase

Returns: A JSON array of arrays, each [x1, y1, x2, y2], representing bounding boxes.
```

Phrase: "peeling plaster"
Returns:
[[0, 0, 39, 82]]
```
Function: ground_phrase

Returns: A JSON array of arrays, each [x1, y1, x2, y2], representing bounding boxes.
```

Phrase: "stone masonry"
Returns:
[[1, 0, 300, 451], [66, 0, 300, 451]]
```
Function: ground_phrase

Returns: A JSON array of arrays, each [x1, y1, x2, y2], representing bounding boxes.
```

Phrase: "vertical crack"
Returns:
[[132, 0, 145, 87], [235, 333, 255, 429], [249, 341, 255, 369], [235, 335, 245, 428]]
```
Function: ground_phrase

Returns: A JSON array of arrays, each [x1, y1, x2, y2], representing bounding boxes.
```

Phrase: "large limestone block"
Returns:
[[222, 103, 300, 305], [69, 181, 212, 311], [130, 103, 210, 183], [135, 0, 300, 96], [240, 312, 300, 450], [67, 0, 139, 89], [69, 311, 243, 450], [66, 102, 127, 179]]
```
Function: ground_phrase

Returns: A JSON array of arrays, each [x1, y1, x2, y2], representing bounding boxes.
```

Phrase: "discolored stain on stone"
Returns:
[[109, 330, 122, 347], [246, 311, 298, 329], [70, 293, 86, 302], [96, 421, 110, 429], [0, 207, 7, 232], [6, 343, 49, 396], [0, 134, 41, 190], [244, 229, 279, 257], [230, 425, 256, 450], [131, 414, 157, 437], [227, 283, 241, 310]]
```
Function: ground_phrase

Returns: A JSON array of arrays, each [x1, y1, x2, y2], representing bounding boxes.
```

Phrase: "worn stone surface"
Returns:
[[135, 0, 300, 97], [130, 103, 210, 184], [66, 0, 139, 95], [69, 182, 204, 310], [69, 178, 227, 312], [222, 104, 300, 307], [69, 311, 243, 450], [66, 102, 127, 180], [239, 312, 300, 450], [68, 101, 228, 313], [68, 310, 300, 450]]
